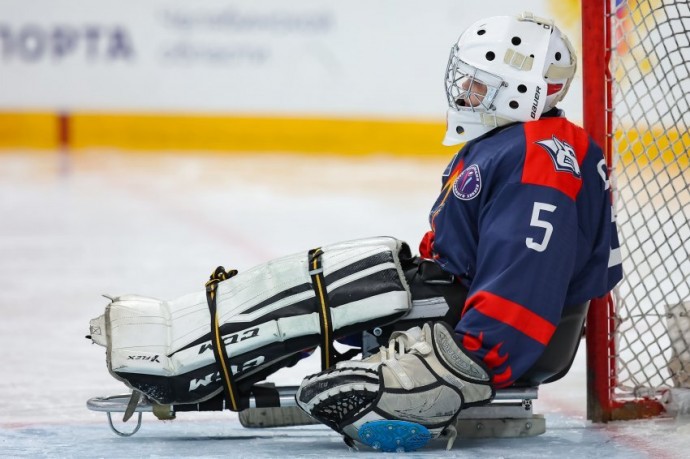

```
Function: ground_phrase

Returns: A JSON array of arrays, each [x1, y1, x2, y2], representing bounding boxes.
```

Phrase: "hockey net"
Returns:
[[583, 0, 690, 421]]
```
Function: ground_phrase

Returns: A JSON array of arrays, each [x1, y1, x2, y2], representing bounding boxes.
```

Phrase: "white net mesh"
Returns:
[[610, 0, 690, 399]]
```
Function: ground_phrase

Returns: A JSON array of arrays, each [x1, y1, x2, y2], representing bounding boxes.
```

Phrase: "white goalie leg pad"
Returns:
[[88, 236, 412, 405], [295, 322, 494, 451]]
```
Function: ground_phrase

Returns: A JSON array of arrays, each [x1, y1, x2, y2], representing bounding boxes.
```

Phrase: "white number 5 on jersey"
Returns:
[[526, 202, 557, 252]]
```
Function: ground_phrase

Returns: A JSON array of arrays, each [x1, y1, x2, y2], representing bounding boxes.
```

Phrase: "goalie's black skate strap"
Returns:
[[308, 248, 337, 370], [205, 266, 246, 412]]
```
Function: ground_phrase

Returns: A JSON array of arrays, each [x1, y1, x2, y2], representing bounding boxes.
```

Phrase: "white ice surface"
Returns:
[[1, 151, 689, 458]]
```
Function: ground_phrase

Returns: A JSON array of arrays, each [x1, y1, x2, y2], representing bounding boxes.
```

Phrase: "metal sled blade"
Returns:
[[87, 392, 175, 436], [87, 393, 154, 413], [87, 394, 151, 437]]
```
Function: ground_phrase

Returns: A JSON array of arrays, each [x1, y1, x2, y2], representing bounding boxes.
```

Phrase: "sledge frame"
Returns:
[[87, 385, 545, 439]]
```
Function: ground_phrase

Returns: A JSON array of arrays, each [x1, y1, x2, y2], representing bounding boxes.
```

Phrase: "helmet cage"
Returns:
[[445, 49, 505, 115]]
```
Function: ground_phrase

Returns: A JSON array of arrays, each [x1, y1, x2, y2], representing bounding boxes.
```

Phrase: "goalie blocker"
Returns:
[[89, 236, 467, 411]]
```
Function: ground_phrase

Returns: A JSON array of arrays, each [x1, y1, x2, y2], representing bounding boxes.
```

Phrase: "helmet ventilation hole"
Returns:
[[486, 51, 495, 61], [509, 101, 519, 109], [477, 29, 486, 35], [511, 37, 521, 46], [555, 52, 562, 61], [456, 126, 465, 134], [518, 84, 527, 93]]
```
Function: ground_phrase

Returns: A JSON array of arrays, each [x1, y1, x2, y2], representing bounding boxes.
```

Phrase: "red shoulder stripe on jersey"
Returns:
[[466, 291, 556, 346], [521, 118, 590, 200]]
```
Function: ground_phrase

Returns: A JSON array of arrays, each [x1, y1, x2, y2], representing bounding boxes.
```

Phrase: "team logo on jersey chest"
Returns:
[[535, 135, 581, 178], [453, 164, 481, 200]]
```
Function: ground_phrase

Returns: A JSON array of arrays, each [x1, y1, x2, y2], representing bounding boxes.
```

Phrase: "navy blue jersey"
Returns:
[[421, 114, 622, 387]]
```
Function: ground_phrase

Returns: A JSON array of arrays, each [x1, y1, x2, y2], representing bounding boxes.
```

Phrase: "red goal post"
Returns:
[[582, 0, 690, 422]]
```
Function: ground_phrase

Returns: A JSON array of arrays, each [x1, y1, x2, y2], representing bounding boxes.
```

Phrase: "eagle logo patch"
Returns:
[[453, 164, 481, 200], [535, 136, 581, 178]]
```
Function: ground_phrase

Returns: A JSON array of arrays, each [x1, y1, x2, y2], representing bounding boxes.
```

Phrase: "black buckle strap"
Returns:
[[204, 266, 245, 411], [308, 248, 368, 370], [308, 248, 338, 370]]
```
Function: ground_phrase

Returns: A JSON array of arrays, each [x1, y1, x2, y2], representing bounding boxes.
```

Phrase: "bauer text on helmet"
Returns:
[[443, 12, 577, 146]]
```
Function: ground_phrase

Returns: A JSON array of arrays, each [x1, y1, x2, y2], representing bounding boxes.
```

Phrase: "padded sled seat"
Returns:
[[511, 301, 590, 387], [397, 257, 590, 389]]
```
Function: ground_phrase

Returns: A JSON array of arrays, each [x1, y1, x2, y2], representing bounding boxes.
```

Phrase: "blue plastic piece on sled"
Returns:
[[357, 420, 432, 452]]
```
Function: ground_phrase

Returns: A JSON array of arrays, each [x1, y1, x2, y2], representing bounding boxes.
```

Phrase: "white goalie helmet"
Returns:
[[443, 12, 577, 145]]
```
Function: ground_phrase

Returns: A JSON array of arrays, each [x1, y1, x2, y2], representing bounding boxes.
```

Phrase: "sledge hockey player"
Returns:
[[88, 12, 622, 453], [294, 12, 622, 450]]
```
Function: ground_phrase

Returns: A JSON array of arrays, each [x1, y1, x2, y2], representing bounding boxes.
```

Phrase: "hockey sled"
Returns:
[[88, 299, 589, 440], [87, 385, 542, 438]]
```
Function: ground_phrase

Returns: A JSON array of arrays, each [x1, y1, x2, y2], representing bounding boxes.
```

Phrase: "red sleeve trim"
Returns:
[[466, 291, 556, 346], [419, 231, 435, 258]]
